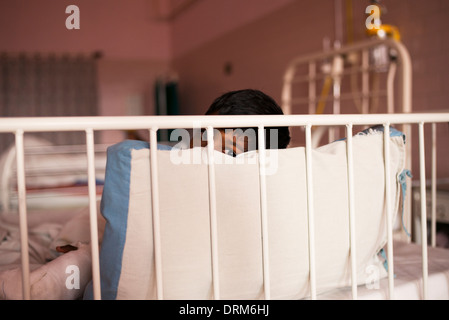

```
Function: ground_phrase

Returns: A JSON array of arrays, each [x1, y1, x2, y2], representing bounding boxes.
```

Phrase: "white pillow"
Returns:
[[0, 243, 92, 300], [0, 204, 105, 300], [84, 130, 405, 300]]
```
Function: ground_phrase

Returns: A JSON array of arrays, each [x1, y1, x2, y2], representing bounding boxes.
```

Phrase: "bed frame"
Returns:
[[0, 39, 448, 300], [1, 112, 448, 300], [0, 141, 107, 213], [281, 38, 414, 240]]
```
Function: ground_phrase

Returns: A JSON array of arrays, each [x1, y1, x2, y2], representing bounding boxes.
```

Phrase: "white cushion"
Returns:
[[84, 129, 405, 300]]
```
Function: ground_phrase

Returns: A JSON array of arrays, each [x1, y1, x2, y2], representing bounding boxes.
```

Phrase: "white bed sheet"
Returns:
[[0, 204, 105, 300], [318, 241, 449, 300], [1, 206, 448, 300], [0, 208, 75, 270]]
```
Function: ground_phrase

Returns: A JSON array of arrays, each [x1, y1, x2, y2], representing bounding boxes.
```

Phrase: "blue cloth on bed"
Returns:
[[336, 126, 412, 237], [334, 125, 406, 143], [360, 124, 406, 143], [83, 140, 172, 300], [398, 169, 413, 238]]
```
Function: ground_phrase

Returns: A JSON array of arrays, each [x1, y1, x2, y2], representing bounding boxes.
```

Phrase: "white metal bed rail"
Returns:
[[281, 38, 412, 115], [281, 38, 414, 244], [1, 113, 448, 300], [1, 143, 107, 213]]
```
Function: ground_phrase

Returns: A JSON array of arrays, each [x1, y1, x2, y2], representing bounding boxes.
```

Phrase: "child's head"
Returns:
[[205, 89, 291, 155]]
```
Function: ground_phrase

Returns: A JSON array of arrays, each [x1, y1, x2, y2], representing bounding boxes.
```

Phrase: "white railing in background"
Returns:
[[281, 38, 414, 250]]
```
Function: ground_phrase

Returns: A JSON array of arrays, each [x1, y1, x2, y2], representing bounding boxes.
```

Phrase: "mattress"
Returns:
[[2, 201, 448, 300], [318, 240, 449, 300], [10, 184, 103, 210], [0, 205, 105, 300]]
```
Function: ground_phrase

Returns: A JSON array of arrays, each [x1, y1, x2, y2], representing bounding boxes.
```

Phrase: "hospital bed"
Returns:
[[0, 136, 107, 213], [0, 39, 448, 300]]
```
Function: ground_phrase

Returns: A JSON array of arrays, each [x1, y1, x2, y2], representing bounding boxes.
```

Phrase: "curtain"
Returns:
[[0, 53, 99, 152]]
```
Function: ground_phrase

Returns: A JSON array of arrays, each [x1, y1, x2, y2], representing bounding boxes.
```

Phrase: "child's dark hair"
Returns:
[[205, 89, 291, 149]]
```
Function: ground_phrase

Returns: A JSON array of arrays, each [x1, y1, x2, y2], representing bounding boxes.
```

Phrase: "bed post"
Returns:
[[383, 123, 395, 299], [258, 125, 271, 300], [418, 123, 429, 299], [149, 128, 164, 300], [206, 126, 221, 300], [345, 124, 358, 299], [85, 129, 101, 300], [15, 130, 31, 300], [304, 124, 317, 300]]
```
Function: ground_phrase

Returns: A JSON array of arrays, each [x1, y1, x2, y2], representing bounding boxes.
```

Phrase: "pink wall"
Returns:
[[350, 0, 449, 181], [97, 59, 171, 143], [172, 0, 335, 115], [0, 0, 171, 60], [170, 0, 294, 58], [171, 0, 449, 180], [1, 0, 448, 179], [350, 0, 449, 113], [0, 0, 172, 144], [0, 0, 295, 143]]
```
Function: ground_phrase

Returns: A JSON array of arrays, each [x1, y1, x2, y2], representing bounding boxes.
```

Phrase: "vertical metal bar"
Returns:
[[15, 130, 31, 300], [401, 39, 413, 242], [383, 124, 395, 300], [258, 126, 271, 300], [405, 124, 413, 242], [431, 123, 437, 248], [362, 50, 370, 114], [305, 124, 317, 300], [1, 149, 16, 212], [418, 122, 429, 299], [308, 62, 316, 115], [333, 80, 341, 115], [149, 128, 164, 300], [206, 126, 220, 300], [387, 62, 397, 114], [281, 68, 295, 115], [329, 78, 341, 143], [346, 124, 357, 300], [85, 129, 101, 300], [334, 0, 343, 46]]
